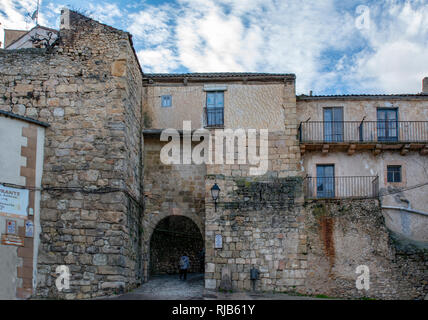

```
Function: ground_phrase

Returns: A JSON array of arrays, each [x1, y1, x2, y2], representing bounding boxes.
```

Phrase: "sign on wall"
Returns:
[[0, 185, 29, 218], [1, 218, 24, 246], [1, 234, 24, 246], [215, 234, 223, 249], [6, 219, 17, 234], [25, 220, 34, 238]]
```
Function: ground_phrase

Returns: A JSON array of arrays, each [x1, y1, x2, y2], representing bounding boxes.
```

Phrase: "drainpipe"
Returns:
[[381, 206, 428, 217]]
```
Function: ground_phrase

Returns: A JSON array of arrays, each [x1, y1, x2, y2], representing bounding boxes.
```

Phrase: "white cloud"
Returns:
[[128, 6, 171, 45], [354, 41, 428, 93], [0, 0, 38, 48], [172, 0, 356, 93], [127, 0, 428, 94], [349, 1, 428, 93], [137, 48, 179, 73], [87, 2, 123, 25], [2, 0, 427, 94]]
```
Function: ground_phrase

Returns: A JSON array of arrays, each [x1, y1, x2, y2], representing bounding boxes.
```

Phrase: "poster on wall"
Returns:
[[25, 220, 34, 237], [6, 219, 17, 234], [215, 234, 223, 249], [0, 185, 29, 218]]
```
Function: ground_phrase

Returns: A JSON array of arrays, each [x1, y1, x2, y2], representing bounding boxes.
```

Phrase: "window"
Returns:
[[316, 164, 335, 198], [377, 108, 398, 141], [387, 165, 402, 183], [161, 95, 172, 107], [323, 107, 343, 142], [206, 91, 224, 127]]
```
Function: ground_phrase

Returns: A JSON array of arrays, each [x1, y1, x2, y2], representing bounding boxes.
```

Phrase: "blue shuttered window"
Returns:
[[161, 95, 172, 107], [206, 91, 224, 126]]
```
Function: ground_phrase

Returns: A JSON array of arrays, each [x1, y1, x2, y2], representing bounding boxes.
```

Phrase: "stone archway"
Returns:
[[149, 215, 204, 275], [141, 210, 204, 282]]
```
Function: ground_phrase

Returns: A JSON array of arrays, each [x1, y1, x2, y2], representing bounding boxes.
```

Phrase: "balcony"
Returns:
[[299, 121, 428, 155], [304, 176, 379, 200]]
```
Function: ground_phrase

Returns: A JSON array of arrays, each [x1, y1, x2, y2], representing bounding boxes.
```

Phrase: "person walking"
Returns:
[[179, 254, 190, 281]]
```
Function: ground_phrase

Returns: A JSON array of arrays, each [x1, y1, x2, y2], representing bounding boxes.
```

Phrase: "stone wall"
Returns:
[[0, 9, 144, 299], [204, 175, 307, 291], [204, 124, 306, 290], [303, 199, 427, 299], [205, 182, 427, 299]]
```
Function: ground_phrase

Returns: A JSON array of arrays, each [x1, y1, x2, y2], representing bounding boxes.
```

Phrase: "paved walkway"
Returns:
[[106, 274, 323, 300]]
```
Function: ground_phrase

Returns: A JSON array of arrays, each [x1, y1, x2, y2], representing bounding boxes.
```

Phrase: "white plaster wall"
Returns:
[[302, 151, 428, 242], [0, 116, 45, 299], [0, 218, 23, 299], [0, 117, 27, 185], [145, 83, 288, 130], [0, 117, 27, 299]]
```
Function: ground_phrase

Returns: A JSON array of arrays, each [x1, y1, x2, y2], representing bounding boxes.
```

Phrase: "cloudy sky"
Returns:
[[1, 0, 427, 95]]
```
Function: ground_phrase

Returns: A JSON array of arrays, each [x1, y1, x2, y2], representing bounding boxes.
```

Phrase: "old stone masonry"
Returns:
[[0, 9, 427, 300]]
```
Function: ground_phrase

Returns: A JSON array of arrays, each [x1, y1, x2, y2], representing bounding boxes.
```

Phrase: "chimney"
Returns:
[[423, 77, 428, 94], [60, 8, 71, 30]]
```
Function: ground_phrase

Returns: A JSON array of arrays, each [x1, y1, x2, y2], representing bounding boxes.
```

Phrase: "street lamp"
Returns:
[[210, 183, 220, 212]]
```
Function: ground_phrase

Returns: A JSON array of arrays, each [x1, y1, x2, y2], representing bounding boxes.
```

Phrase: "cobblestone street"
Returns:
[[106, 274, 324, 300]]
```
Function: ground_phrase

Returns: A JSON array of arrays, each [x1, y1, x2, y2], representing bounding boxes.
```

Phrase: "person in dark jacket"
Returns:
[[179, 254, 190, 281]]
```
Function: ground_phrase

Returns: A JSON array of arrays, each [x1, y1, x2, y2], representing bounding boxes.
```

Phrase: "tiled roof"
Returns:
[[297, 93, 428, 100], [144, 72, 295, 80], [0, 110, 50, 127]]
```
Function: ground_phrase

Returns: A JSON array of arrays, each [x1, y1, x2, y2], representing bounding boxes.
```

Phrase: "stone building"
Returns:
[[143, 74, 428, 298], [0, 9, 426, 299]]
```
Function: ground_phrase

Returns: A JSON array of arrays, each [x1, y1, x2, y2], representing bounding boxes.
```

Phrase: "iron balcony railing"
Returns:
[[205, 107, 224, 127], [304, 175, 379, 199], [299, 121, 428, 143]]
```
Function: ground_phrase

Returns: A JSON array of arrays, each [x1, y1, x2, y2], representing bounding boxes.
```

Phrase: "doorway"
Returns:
[[149, 215, 204, 276]]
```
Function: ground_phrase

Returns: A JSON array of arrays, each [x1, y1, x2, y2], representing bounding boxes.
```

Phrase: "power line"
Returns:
[[0, 182, 143, 208]]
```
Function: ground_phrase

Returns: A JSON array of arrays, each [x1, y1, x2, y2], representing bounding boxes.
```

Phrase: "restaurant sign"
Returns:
[[0, 185, 29, 218]]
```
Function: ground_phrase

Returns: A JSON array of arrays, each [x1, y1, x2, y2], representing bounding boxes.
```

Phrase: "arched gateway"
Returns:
[[141, 211, 205, 282], [141, 134, 207, 283], [149, 216, 204, 276]]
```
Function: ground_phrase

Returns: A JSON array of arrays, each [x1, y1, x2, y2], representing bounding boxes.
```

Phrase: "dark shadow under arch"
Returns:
[[149, 215, 204, 276]]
